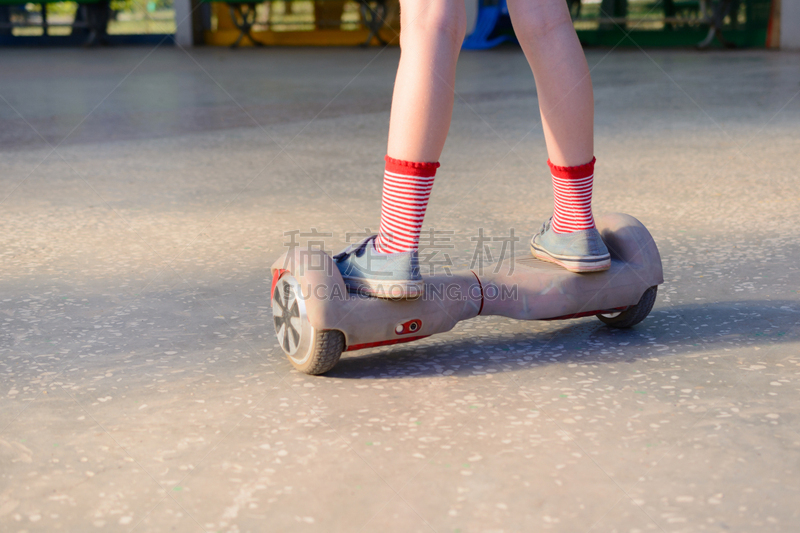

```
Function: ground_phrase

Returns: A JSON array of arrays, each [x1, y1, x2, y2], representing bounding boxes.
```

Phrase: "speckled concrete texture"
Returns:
[[1, 46, 799, 532]]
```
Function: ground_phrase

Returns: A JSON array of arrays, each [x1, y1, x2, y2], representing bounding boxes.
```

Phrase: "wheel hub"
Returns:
[[272, 274, 313, 361]]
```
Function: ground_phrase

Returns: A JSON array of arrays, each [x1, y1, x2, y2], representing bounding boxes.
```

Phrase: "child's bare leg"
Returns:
[[334, 0, 466, 298], [509, 0, 610, 272], [507, 0, 593, 167], [387, 0, 467, 162], [374, 0, 466, 254]]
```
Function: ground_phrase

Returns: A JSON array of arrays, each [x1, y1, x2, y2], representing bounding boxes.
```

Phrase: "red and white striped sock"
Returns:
[[550, 157, 597, 234], [374, 156, 439, 254]]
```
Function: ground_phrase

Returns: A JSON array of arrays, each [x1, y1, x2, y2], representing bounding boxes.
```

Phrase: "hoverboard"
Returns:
[[270, 213, 663, 375]]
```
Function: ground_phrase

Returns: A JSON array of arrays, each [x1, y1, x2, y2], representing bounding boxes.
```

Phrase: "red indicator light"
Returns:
[[394, 319, 422, 335]]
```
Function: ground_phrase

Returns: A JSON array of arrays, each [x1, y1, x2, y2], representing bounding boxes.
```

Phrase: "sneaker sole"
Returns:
[[343, 277, 424, 300], [530, 242, 611, 273]]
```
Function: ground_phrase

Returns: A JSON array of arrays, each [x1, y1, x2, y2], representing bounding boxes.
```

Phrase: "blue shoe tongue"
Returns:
[[355, 235, 378, 257], [335, 235, 377, 261]]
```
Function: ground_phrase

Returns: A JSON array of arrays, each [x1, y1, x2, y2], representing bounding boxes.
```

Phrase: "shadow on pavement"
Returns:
[[327, 300, 800, 379]]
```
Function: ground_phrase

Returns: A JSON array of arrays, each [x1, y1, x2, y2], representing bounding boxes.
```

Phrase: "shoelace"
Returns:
[[333, 237, 373, 262]]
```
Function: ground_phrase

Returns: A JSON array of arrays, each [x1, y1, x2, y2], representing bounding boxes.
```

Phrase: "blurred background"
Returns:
[[0, 0, 796, 49], [2, 0, 799, 530]]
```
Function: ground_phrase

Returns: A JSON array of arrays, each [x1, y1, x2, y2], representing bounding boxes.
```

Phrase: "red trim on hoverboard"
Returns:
[[470, 270, 484, 315], [345, 335, 430, 352], [271, 269, 288, 296], [541, 306, 629, 321]]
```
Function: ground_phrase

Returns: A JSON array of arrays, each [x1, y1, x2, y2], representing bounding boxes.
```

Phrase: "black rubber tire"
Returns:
[[597, 286, 658, 328], [289, 330, 345, 375]]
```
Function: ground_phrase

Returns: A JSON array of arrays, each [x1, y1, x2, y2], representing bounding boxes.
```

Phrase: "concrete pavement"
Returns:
[[1, 46, 799, 532]]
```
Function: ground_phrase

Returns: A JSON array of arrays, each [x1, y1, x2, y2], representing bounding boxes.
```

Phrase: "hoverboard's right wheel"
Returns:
[[272, 273, 344, 375], [597, 286, 658, 328]]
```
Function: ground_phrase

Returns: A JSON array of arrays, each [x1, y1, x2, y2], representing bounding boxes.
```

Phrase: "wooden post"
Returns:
[[41, 2, 48, 35], [767, 0, 780, 48]]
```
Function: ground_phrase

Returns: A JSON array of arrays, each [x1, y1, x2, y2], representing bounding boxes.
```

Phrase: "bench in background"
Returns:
[[201, 0, 391, 47]]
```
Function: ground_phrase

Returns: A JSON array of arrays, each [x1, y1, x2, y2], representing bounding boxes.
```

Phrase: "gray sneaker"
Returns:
[[333, 236, 424, 299], [530, 217, 611, 273]]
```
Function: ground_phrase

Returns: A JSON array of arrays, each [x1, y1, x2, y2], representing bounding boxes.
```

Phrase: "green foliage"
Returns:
[[110, 0, 135, 11], [110, 0, 173, 13], [41, 1, 78, 15]]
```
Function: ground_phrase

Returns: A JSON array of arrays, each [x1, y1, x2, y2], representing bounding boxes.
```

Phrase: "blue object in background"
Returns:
[[462, 0, 516, 50]]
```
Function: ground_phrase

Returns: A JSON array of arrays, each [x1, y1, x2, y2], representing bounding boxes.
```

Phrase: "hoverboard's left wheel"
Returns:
[[272, 273, 344, 375]]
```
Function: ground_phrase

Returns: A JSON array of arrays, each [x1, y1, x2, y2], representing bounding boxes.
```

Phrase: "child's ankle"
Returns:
[[376, 156, 439, 254]]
